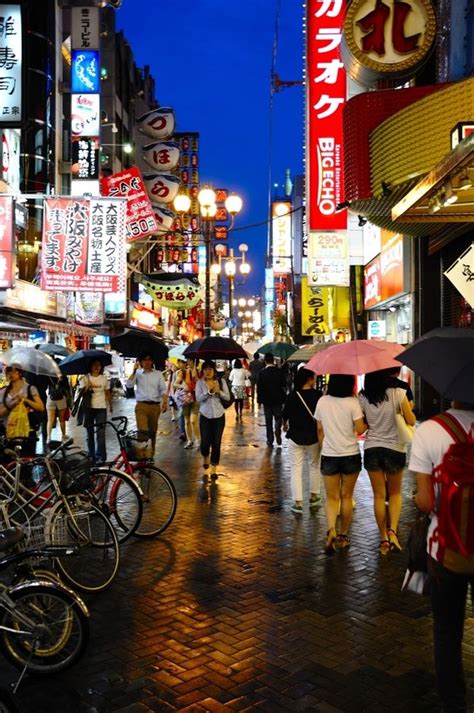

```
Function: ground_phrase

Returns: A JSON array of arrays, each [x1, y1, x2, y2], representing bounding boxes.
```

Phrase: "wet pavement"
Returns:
[[3, 396, 474, 712]]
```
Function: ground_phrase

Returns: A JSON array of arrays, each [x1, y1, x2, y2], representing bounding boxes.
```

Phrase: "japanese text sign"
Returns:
[[41, 197, 127, 293], [272, 202, 292, 274], [364, 254, 381, 309], [0, 6, 22, 125], [0, 195, 14, 288], [307, 0, 346, 231], [301, 276, 329, 336], [444, 243, 474, 308], [100, 166, 158, 241], [308, 230, 350, 286], [72, 138, 99, 180], [71, 94, 100, 137], [380, 230, 404, 299], [71, 7, 99, 49]]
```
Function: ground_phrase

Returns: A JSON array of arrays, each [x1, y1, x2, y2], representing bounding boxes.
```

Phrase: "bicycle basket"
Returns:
[[123, 430, 153, 460], [54, 450, 93, 495]]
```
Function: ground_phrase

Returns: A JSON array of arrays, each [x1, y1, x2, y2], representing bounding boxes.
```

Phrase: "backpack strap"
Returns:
[[431, 412, 470, 444]]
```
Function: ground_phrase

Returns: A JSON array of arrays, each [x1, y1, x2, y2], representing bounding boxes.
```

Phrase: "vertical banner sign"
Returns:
[[272, 202, 292, 274], [41, 197, 126, 293], [301, 276, 329, 336], [0, 195, 14, 288], [71, 7, 99, 49], [307, 0, 346, 230], [0, 6, 22, 125], [100, 166, 158, 241]]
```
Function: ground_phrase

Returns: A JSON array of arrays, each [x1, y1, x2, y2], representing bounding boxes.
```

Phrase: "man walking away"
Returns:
[[257, 353, 286, 446], [249, 352, 264, 402], [410, 399, 474, 713]]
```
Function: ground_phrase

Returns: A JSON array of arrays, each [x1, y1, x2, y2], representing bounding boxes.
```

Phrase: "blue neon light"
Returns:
[[71, 50, 100, 94]]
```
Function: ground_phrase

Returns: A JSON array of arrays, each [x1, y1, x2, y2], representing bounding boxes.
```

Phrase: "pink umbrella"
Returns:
[[306, 340, 404, 375]]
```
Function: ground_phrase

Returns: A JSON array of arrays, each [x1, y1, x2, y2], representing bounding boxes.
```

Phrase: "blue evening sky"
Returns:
[[116, 0, 304, 294]]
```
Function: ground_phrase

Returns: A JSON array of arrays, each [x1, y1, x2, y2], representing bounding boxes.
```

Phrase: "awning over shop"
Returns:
[[37, 320, 97, 337]]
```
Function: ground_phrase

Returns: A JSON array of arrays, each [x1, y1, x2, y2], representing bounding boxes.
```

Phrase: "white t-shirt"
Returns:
[[315, 395, 364, 457], [80, 374, 109, 410], [408, 409, 474, 561], [229, 368, 249, 387]]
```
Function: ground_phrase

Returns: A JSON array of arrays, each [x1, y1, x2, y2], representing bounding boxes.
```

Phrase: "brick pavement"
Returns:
[[3, 397, 474, 712]]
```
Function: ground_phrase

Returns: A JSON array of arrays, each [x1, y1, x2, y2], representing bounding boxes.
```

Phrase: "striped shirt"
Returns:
[[359, 387, 407, 453]]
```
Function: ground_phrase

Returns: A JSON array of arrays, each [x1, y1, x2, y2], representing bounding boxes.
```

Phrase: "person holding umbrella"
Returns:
[[195, 360, 231, 478], [0, 365, 45, 455], [78, 359, 113, 464], [126, 352, 168, 456]]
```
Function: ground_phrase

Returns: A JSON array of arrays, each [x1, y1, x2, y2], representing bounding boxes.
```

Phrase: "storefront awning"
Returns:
[[37, 320, 97, 337]]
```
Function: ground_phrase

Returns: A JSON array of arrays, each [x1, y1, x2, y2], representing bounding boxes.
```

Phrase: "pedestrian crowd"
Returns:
[[0, 339, 472, 713]]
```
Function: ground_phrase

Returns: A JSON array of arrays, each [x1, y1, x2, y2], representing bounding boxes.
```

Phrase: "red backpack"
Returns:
[[430, 412, 474, 574]]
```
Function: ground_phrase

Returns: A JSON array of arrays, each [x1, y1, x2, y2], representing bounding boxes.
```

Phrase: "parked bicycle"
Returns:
[[97, 416, 177, 538], [0, 440, 120, 594]]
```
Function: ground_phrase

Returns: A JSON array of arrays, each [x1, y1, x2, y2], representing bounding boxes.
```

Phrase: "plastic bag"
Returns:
[[6, 402, 31, 440]]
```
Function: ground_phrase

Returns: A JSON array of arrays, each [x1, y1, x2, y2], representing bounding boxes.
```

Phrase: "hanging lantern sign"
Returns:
[[143, 173, 181, 205], [152, 204, 176, 233], [136, 108, 175, 140], [138, 271, 202, 310], [211, 312, 226, 332], [142, 141, 180, 172]]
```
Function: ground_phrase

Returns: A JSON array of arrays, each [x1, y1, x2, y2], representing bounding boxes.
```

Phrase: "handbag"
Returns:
[[6, 402, 31, 440], [401, 513, 431, 595], [392, 390, 415, 445]]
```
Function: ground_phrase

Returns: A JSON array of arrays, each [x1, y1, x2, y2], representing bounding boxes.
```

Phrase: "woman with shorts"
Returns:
[[359, 369, 416, 555], [315, 374, 366, 554], [46, 375, 70, 443]]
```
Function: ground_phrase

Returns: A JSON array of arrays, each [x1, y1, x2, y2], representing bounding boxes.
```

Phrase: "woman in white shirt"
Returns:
[[315, 374, 366, 554], [228, 359, 249, 421], [79, 359, 112, 464]]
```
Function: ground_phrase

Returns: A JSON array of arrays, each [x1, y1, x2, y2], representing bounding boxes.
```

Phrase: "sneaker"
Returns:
[[309, 494, 322, 508], [290, 502, 303, 514], [184, 440, 193, 449]]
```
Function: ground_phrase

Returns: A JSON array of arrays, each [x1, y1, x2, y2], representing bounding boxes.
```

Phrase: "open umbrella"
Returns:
[[2, 346, 61, 378], [397, 327, 474, 402], [38, 343, 72, 358], [258, 342, 298, 359], [183, 336, 247, 361], [287, 341, 337, 363], [168, 345, 187, 360], [306, 340, 404, 375], [59, 349, 112, 375], [110, 329, 168, 368]]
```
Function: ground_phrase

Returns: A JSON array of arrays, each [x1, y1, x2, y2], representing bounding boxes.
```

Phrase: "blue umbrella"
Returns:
[[59, 349, 112, 375]]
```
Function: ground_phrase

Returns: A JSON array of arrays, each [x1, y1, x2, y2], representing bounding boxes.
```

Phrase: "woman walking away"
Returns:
[[174, 365, 199, 448], [195, 360, 231, 480], [283, 367, 323, 514], [79, 359, 112, 464], [46, 374, 71, 443], [315, 374, 366, 554], [359, 369, 416, 555], [229, 359, 249, 421]]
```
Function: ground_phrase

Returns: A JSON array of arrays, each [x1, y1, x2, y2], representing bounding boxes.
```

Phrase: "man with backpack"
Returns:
[[410, 399, 474, 713]]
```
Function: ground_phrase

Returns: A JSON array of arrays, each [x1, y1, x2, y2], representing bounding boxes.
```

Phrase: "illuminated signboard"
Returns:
[[72, 7, 99, 49], [308, 231, 350, 287], [71, 94, 100, 137], [272, 202, 292, 274], [71, 138, 99, 180], [0, 6, 22, 126], [71, 50, 100, 94]]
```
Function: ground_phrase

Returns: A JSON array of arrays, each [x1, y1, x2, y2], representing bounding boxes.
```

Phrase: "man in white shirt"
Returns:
[[410, 400, 474, 713], [126, 353, 168, 455]]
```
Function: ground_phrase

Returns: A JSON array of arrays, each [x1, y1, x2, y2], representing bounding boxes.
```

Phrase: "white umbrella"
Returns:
[[168, 345, 187, 360], [2, 346, 61, 377]]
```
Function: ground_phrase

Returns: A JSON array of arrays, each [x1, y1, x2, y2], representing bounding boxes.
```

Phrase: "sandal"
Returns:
[[336, 534, 350, 549], [324, 529, 337, 555], [379, 540, 391, 555], [387, 528, 402, 552]]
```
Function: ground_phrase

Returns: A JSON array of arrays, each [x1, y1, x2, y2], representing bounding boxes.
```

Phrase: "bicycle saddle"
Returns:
[[0, 527, 25, 551]]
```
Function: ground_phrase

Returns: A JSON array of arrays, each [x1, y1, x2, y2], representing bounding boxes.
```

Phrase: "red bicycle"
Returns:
[[97, 416, 177, 538]]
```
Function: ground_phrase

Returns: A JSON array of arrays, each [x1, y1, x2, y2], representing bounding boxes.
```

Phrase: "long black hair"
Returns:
[[294, 367, 314, 391], [361, 369, 392, 406]]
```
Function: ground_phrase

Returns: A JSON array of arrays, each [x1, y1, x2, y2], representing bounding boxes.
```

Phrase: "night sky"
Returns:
[[116, 0, 304, 295]]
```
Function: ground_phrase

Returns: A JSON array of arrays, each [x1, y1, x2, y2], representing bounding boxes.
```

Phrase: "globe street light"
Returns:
[[211, 245, 251, 337]]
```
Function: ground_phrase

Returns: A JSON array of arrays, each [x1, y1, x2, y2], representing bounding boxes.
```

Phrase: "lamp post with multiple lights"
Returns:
[[173, 188, 243, 337], [211, 245, 251, 337]]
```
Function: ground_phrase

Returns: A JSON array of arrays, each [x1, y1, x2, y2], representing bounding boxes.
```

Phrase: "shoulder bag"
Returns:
[[296, 391, 318, 420], [392, 389, 415, 445]]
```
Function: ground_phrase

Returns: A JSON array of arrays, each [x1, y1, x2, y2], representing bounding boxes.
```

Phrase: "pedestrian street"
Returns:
[[5, 397, 473, 713]]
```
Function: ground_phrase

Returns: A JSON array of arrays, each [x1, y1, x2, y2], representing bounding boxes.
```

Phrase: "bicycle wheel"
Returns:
[[49, 497, 120, 593], [89, 467, 143, 543], [132, 465, 177, 538], [0, 582, 89, 674]]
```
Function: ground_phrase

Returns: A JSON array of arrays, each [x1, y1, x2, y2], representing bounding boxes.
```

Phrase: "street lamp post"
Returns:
[[212, 243, 250, 338], [174, 188, 242, 338]]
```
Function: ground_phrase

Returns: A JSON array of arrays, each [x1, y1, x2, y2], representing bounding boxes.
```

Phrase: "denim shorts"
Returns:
[[321, 453, 362, 476], [363, 447, 406, 474]]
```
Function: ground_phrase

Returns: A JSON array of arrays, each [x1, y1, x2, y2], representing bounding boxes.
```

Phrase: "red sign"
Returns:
[[380, 231, 404, 300], [100, 166, 157, 241], [0, 197, 14, 289], [41, 197, 126, 293], [307, 0, 346, 231], [364, 255, 381, 309]]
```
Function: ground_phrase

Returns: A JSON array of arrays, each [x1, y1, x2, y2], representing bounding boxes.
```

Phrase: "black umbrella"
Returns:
[[59, 349, 112, 376], [38, 343, 72, 358], [397, 327, 474, 402], [110, 329, 168, 368], [183, 336, 247, 361]]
